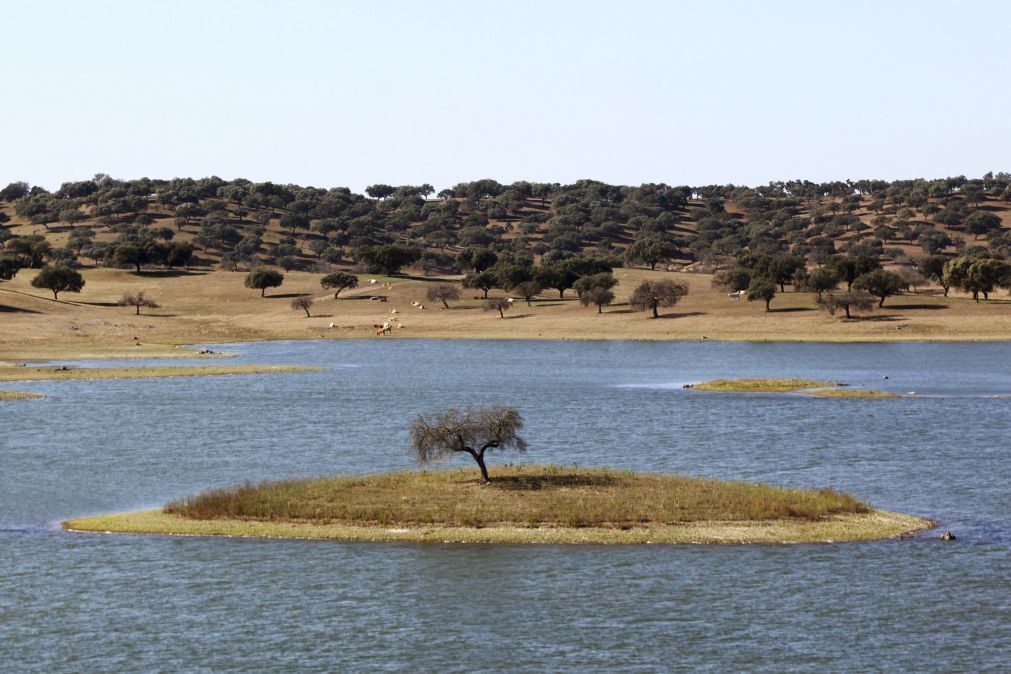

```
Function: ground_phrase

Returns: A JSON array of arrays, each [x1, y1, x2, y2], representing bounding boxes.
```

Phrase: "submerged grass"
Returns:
[[0, 364, 322, 382], [163, 465, 869, 528], [807, 389, 901, 399], [0, 390, 45, 400], [693, 378, 838, 393]]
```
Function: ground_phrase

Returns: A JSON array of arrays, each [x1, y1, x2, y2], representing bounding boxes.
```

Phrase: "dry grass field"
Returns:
[[2, 266, 1009, 361]]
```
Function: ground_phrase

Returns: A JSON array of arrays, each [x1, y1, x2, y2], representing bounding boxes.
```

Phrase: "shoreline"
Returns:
[[64, 508, 934, 545]]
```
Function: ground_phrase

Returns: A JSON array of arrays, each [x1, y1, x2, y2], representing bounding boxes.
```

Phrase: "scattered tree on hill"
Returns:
[[513, 281, 542, 306], [852, 269, 906, 307], [944, 256, 1010, 301], [320, 271, 358, 298], [826, 255, 881, 290], [484, 297, 512, 318], [712, 268, 752, 293], [796, 267, 839, 298], [625, 236, 679, 270], [573, 272, 617, 298], [818, 290, 876, 319], [918, 229, 954, 255], [31, 265, 85, 299], [358, 244, 420, 275], [117, 291, 159, 315], [0, 255, 23, 282], [747, 279, 777, 311], [463, 270, 498, 299], [244, 268, 284, 297], [291, 296, 313, 317], [534, 263, 579, 298], [365, 184, 396, 201], [427, 283, 461, 308], [920, 255, 951, 296], [409, 405, 527, 483], [458, 247, 498, 272], [628, 278, 689, 318], [580, 286, 615, 313], [965, 212, 1002, 240]]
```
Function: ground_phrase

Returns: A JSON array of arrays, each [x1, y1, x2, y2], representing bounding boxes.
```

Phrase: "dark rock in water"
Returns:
[[683, 384, 694, 389], [940, 531, 956, 541]]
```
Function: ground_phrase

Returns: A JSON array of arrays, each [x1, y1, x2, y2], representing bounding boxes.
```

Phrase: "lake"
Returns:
[[2, 340, 1008, 672]]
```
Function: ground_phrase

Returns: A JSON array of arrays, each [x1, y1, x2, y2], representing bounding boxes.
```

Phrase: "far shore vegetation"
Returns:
[[64, 465, 934, 545], [0, 364, 321, 382]]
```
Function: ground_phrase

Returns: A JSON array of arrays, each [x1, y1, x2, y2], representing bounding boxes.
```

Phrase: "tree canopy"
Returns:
[[409, 405, 527, 483]]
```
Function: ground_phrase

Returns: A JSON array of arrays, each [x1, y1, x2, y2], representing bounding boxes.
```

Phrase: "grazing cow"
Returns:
[[369, 279, 378, 284], [328, 322, 336, 329], [728, 290, 743, 300], [391, 309, 398, 314], [374, 322, 392, 336]]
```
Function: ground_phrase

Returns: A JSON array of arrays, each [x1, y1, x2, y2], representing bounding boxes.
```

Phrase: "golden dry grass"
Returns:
[[0, 364, 321, 382], [1, 266, 1009, 360], [694, 378, 838, 393], [162, 466, 870, 528], [0, 390, 45, 400]]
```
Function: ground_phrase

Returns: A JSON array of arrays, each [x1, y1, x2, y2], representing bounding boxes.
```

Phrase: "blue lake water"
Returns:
[[2, 340, 1009, 672]]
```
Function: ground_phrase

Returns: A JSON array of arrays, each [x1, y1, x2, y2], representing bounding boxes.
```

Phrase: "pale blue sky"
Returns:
[[2, 0, 1008, 192]]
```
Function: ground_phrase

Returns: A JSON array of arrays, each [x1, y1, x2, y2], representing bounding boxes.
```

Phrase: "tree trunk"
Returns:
[[52, 290, 59, 300], [558, 289, 565, 298], [498, 308, 504, 318], [878, 296, 885, 308], [135, 305, 140, 315], [765, 298, 771, 311], [597, 304, 602, 313], [261, 287, 266, 297], [651, 304, 659, 318], [844, 304, 851, 319], [942, 284, 949, 297], [441, 299, 449, 309], [482, 289, 489, 299], [468, 449, 491, 482]]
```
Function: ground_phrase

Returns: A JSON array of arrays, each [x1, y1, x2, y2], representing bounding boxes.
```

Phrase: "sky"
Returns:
[[2, 0, 1009, 193]]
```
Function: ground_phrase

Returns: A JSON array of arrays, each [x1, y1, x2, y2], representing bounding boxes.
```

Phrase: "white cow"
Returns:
[[729, 290, 743, 301]]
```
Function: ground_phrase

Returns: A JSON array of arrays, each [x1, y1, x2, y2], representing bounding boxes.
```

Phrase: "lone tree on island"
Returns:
[[245, 268, 284, 296], [320, 271, 358, 298], [629, 278, 688, 318], [118, 291, 160, 315], [31, 265, 85, 300], [291, 296, 314, 317], [409, 405, 527, 483], [427, 283, 461, 308]]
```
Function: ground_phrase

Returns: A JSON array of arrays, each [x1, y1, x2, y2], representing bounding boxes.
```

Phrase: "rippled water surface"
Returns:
[[2, 340, 1009, 672]]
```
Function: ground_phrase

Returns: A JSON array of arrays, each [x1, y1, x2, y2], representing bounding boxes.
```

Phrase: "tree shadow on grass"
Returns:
[[266, 293, 310, 299], [769, 307, 815, 313], [485, 474, 621, 490], [887, 303, 947, 310], [503, 313, 532, 320], [842, 315, 907, 322], [657, 311, 706, 319], [136, 270, 206, 278], [75, 301, 120, 307], [0, 304, 41, 314]]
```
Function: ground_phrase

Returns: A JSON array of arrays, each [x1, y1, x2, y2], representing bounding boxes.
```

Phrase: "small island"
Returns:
[[0, 390, 45, 400], [692, 378, 900, 398], [64, 465, 932, 545], [0, 364, 323, 382]]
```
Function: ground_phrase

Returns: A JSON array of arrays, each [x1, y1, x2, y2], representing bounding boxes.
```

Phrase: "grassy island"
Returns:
[[64, 466, 932, 544], [0, 390, 45, 400], [0, 364, 322, 382], [692, 378, 900, 399]]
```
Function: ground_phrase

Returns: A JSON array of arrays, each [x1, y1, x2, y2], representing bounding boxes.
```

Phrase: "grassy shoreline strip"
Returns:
[[64, 508, 933, 545], [0, 390, 45, 400], [807, 389, 901, 399], [0, 364, 322, 382]]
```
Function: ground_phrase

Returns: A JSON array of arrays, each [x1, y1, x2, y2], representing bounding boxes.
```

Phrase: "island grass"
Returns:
[[693, 378, 838, 393], [162, 466, 870, 528], [64, 508, 932, 545], [0, 390, 45, 400], [807, 389, 901, 399], [0, 364, 322, 382]]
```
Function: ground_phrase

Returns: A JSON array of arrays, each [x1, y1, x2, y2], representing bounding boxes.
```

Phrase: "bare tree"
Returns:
[[117, 291, 159, 315], [628, 279, 688, 318], [484, 297, 512, 318], [291, 296, 313, 317], [409, 405, 527, 482], [427, 283, 461, 309]]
